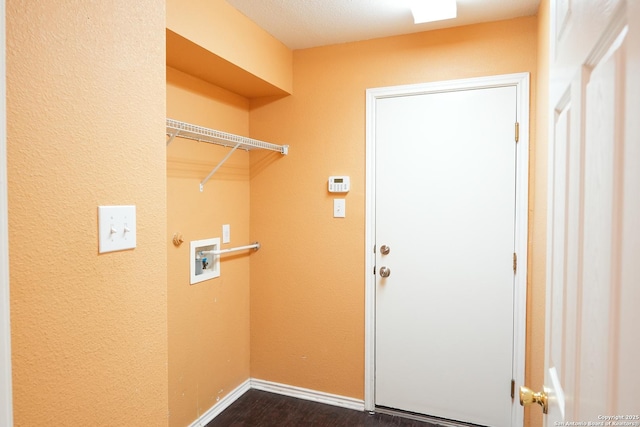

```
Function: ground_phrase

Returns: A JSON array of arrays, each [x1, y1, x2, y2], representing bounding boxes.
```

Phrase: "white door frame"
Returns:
[[0, 0, 14, 424], [364, 73, 529, 427]]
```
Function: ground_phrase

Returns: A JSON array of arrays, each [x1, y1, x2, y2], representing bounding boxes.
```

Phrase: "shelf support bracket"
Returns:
[[166, 131, 179, 146], [199, 142, 242, 192]]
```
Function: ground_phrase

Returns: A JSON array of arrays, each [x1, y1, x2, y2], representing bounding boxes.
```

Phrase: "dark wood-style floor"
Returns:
[[205, 389, 442, 427]]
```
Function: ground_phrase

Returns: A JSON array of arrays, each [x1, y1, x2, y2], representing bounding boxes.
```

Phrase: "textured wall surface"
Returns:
[[166, 67, 252, 427], [7, 1, 168, 425], [249, 16, 539, 402]]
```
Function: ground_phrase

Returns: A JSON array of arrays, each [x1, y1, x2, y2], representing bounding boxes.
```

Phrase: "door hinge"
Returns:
[[513, 252, 517, 274], [511, 379, 515, 399], [515, 122, 520, 143]]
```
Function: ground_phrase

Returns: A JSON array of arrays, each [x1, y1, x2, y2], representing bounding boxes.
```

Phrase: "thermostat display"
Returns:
[[328, 176, 350, 193]]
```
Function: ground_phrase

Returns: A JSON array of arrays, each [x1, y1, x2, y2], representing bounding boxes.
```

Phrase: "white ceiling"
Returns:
[[226, 0, 541, 50]]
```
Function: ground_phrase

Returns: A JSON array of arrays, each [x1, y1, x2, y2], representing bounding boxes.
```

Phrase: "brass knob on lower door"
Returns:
[[379, 266, 391, 277], [519, 386, 548, 414]]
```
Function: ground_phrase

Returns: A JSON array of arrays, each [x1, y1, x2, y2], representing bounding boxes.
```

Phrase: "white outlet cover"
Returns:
[[333, 199, 346, 218], [98, 205, 137, 253], [222, 224, 231, 244]]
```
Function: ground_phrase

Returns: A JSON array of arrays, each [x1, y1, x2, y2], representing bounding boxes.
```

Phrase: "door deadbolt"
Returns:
[[379, 266, 391, 278], [380, 245, 390, 255]]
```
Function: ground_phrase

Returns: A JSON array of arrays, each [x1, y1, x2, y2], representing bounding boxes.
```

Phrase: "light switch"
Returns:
[[333, 199, 346, 218], [222, 224, 231, 243], [98, 205, 136, 253]]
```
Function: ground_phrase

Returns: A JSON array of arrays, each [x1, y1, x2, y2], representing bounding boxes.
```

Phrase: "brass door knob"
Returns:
[[380, 245, 390, 255], [519, 386, 548, 414], [379, 266, 391, 277]]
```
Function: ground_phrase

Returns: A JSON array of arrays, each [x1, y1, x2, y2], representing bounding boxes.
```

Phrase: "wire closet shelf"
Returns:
[[166, 118, 288, 154], [166, 118, 289, 191]]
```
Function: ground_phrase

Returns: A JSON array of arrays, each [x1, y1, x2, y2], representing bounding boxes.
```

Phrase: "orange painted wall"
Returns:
[[527, 1, 549, 426], [166, 0, 292, 94], [249, 16, 540, 402], [6, 1, 168, 425], [166, 67, 252, 426]]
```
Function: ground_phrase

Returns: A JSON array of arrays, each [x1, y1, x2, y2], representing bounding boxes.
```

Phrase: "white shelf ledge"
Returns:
[[166, 118, 289, 191]]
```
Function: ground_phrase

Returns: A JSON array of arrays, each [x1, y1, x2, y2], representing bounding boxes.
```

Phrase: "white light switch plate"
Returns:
[[98, 205, 136, 253], [333, 199, 346, 218]]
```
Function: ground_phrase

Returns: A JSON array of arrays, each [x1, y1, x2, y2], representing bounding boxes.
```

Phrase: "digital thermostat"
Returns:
[[328, 176, 350, 193]]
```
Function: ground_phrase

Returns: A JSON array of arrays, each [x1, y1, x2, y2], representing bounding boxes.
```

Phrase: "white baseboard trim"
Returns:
[[250, 378, 365, 412], [188, 377, 365, 427], [188, 379, 251, 427]]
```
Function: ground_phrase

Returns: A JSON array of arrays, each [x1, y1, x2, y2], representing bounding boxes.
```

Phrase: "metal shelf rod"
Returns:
[[200, 242, 261, 256]]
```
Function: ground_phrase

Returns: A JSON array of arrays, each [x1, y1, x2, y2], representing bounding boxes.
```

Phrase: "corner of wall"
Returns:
[[166, 67, 253, 427]]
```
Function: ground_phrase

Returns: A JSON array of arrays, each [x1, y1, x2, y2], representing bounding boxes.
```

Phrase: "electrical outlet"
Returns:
[[222, 224, 231, 243], [333, 199, 346, 218]]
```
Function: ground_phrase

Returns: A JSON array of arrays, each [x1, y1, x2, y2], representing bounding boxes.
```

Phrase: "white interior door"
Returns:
[[371, 77, 526, 427], [542, 0, 640, 423]]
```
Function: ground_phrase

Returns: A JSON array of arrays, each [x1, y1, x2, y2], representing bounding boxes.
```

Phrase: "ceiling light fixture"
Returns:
[[410, 0, 457, 24]]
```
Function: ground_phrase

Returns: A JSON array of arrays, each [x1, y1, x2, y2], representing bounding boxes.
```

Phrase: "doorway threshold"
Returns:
[[374, 406, 488, 427]]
